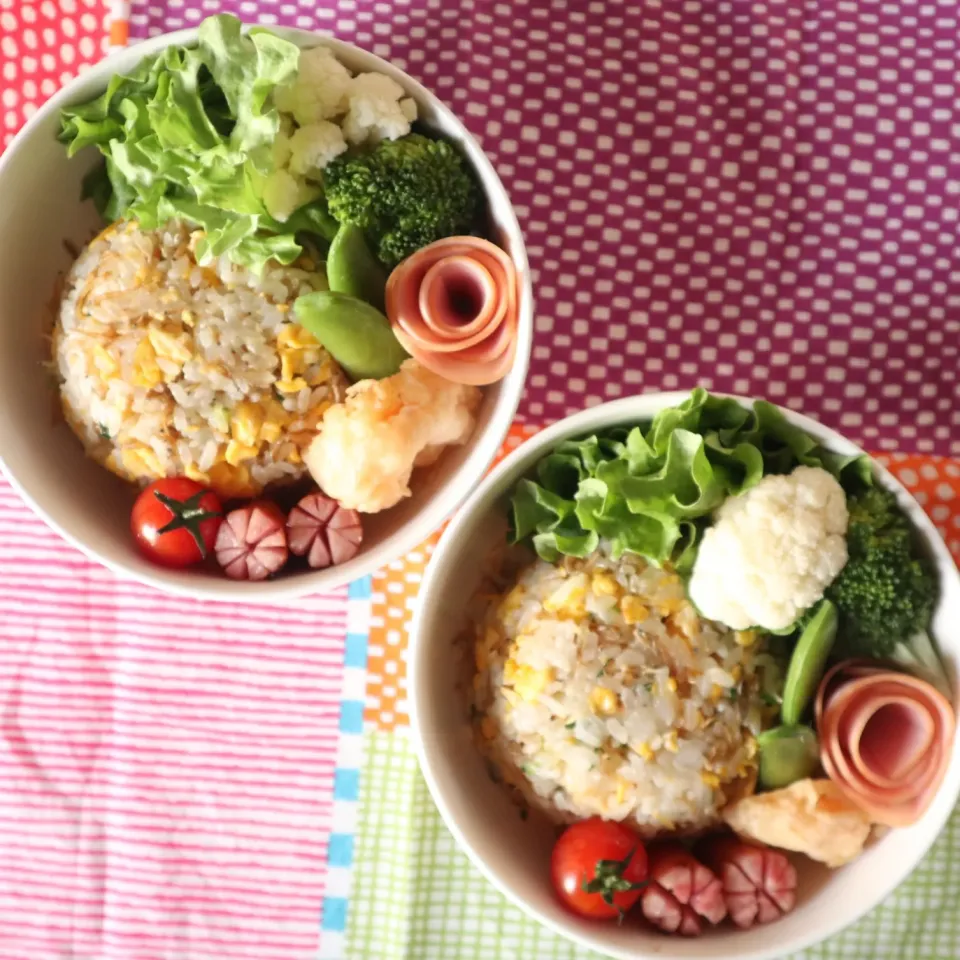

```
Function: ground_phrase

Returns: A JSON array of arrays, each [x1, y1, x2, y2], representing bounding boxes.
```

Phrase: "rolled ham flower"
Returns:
[[385, 236, 518, 386], [815, 660, 956, 827]]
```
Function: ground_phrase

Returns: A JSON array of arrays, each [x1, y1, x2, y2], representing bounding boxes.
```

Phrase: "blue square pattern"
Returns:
[[343, 633, 368, 669], [347, 575, 372, 600], [317, 580, 369, 949], [333, 768, 360, 801], [327, 832, 355, 868], [339, 700, 364, 734], [322, 896, 348, 932]]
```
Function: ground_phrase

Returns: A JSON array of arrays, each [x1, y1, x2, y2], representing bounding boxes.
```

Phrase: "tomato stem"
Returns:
[[154, 489, 222, 560], [581, 845, 648, 922]]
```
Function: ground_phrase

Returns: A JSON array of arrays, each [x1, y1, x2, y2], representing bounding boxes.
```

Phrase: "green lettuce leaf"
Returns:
[[80, 163, 114, 218], [510, 479, 575, 542], [619, 429, 724, 518], [59, 60, 159, 154], [58, 14, 326, 273], [533, 525, 599, 563], [700, 435, 765, 494], [196, 17, 297, 156], [509, 388, 873, 568]]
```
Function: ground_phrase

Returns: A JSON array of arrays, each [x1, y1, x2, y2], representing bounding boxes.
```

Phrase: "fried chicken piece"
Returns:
[[304, 359, 481, 513], [722, 778, 873, 868]]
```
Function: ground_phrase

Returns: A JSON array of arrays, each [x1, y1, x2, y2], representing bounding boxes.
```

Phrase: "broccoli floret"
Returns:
[[845, 485, 904, 532], [323, 133, 480, 268], [827, 487, 949, 697]]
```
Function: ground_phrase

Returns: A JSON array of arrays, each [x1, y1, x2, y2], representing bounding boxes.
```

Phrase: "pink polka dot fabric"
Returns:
[[0, 0, 110, 147], [121, 0, 960, 456]]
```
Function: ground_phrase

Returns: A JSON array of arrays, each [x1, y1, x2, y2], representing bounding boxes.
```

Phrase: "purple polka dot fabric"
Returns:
[[131, 0, 960, 455]]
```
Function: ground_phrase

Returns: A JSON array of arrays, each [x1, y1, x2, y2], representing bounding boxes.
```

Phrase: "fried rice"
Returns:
[[53, 219, 347, 499], [470, 548, 779, 836]]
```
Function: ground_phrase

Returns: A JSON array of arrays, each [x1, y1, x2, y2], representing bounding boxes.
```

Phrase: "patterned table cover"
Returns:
[[1, 2, 958, 959]]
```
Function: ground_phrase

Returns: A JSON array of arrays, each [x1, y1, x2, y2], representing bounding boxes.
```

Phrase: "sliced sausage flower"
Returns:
[[287, 492, 363, 569], [214, 501, 289, 581], [640, 842, 726, 936], [815, 660, 956, 827], [385, 236, 519, 386], [696, 835, 797, 929]]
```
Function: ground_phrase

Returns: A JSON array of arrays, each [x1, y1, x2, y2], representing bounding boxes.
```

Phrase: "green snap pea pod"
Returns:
[[757, 724, 819, 790], [781, 599, 838, 726], [326, 223, 388, 312], [293, 290, 409, 382]]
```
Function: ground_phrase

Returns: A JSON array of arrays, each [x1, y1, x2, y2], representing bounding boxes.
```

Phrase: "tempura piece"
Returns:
[[722, 778, 873, 868], [304, 359, 481, 513]]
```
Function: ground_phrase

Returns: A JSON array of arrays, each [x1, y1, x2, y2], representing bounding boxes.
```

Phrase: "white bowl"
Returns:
[[409, 392, 960, 960], [0, 27, 532, 601]]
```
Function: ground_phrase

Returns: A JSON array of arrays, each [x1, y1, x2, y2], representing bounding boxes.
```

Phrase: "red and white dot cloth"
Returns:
[[0, 0, 112, 145]]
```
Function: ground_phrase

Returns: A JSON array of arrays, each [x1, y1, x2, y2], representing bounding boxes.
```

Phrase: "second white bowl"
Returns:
[[409, 392, 960, 960]]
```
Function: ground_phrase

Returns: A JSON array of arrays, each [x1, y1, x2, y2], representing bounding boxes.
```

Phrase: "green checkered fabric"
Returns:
[[347, 731, 960, 960]]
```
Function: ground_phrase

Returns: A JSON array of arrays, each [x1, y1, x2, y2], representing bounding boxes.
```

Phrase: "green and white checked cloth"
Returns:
[[346, 731, 960, 960]]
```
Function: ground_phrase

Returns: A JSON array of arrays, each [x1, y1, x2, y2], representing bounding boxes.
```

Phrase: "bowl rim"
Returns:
[[0, 25, 533, 602], [408, 390, 960, 960]]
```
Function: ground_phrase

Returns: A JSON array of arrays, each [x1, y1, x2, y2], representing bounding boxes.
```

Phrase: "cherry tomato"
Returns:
[[131, 478, 224, 568], [550, 818, 648, 921]]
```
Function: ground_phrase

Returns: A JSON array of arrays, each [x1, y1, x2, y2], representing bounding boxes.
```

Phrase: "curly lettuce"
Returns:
[[510, 389, 870, 568], [59, 14, 336, 273]]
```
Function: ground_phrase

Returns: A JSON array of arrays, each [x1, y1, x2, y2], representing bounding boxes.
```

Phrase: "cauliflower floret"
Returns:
[[273, 130, 293, 169], [304, 359, 481, 513], [263, 169, 315, 222], [288, 121, 348, 177], [274, 45, 353, 126], [688, 465, 849, 631], [341, 72, 418, 145]]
